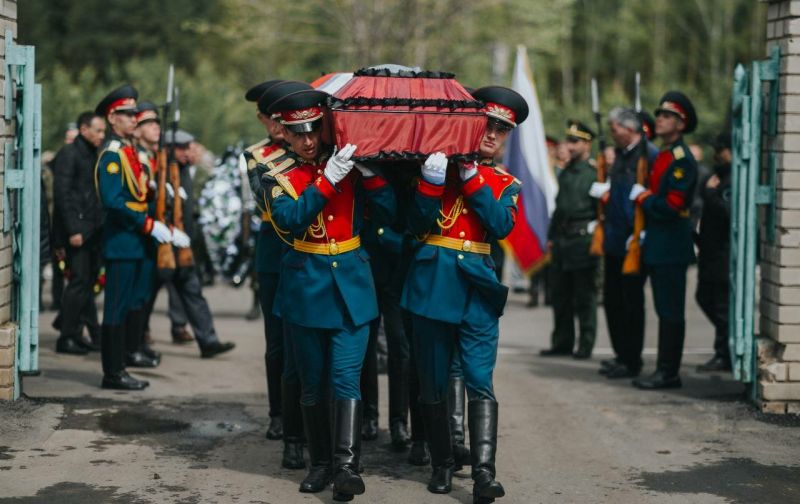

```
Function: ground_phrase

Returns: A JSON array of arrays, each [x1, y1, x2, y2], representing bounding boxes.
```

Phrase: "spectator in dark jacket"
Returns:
[[695, 133, 733, 372], [53, 111, 106, 354]]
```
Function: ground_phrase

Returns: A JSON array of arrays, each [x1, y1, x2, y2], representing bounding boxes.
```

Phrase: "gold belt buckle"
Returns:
[[329, 242, 339, 255], [462, 240, 472, 252]]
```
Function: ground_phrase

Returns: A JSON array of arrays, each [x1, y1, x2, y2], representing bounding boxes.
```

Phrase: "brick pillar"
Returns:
[[760, 0, 800, 414], [0, 1, 16, 401]]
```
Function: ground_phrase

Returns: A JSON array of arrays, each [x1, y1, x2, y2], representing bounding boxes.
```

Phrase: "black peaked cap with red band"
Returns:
[[257, 81, 313, 116], [655, 90, 697, 134], [267, 89, 329, 134], [245, 79, 284, 102], [471, 86, 529, 128], [135, 101, 160, 125], [96, 84, 138, 116]]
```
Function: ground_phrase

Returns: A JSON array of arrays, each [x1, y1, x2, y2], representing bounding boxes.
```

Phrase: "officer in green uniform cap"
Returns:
[[541, 119, 599, 359], [629, 90, 698, 390]]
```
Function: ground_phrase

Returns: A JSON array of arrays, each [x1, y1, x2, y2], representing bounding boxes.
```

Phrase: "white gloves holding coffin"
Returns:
[[422, 152, 448, 185]]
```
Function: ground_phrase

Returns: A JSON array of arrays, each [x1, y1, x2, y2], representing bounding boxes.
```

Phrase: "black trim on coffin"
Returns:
[[352, 151, 479, 164], [330, 96, 484, 109], [353, 68, 456, 79]]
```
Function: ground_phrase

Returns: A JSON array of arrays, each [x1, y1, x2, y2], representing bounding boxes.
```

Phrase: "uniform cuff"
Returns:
[[417, 179, 445, 198], [363, 175, 388, 191], [462, 174, 485, 197], [143, 216, 154, 235], [635, 190, 653, 206], [314, 175, 338, 199]]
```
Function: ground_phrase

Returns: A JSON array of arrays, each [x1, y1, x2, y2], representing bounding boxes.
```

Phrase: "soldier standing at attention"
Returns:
[[541, 120, 599, 359], [402, 85, 525, 503], [630, 91, 698, 390], [264, 89, 396, 502], [242, 79, 312, 469], [94, 85, 173, 390]]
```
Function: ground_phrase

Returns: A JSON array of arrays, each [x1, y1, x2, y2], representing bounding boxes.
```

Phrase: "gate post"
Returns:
[[759, 0, 800, 414]]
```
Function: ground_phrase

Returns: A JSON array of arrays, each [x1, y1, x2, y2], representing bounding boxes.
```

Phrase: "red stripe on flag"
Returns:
[[500, 197, 545, 274]]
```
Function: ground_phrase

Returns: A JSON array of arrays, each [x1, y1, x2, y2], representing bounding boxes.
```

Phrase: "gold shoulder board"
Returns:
[[274, 172, 299, 200], [266, 158, 295, 177], [673, 146, 685, 160], [245, 137, 270, 153]]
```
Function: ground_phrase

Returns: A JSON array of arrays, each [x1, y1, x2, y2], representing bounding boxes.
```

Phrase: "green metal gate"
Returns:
[[3, 30, 41, 399], [730, 45, 779, 400]]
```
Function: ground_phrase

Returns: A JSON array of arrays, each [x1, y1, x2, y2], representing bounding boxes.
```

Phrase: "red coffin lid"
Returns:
[[328, 68, 486, 162]]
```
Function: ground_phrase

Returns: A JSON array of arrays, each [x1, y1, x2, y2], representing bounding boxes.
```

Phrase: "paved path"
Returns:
[[0, 270, 799, 503]]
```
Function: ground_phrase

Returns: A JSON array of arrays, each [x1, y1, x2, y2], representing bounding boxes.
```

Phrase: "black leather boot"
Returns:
[[332, 400, 365, 502], [265, 344, 284, 440], [124, 310, 159, 368], [633, 321, 684, 390], [281, 380, 305, 470], [388, 357, 410, 451], [469, 400, 505, 503], [421, 401, 454, 494], [407, 379, 430, 466], [299, 402, 332, 493], [449, 376, 470, 471], [101, 325, 149, 390], [361, 330, 379, 441]]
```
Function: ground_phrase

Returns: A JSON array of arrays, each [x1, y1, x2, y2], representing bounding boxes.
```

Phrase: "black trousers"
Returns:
[[696, 279, 730, 359], [603, 254, 646, 370], [59, 238, 102, 339], [150, 265, 218, 347]]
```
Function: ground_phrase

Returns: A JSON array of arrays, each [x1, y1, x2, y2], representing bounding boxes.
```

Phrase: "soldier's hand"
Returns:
[[706, 174, 720, 189], [422, 152, 448, 185], [172, 228, 191, 248], [628, 183, 647, 201], [69, 234, 84, 248], [324, 144, 357, 185], [587, 220, 598, 234], [150, 221, 173, 244], [458, 160, 478, 181], [588, 181, 610, 198]]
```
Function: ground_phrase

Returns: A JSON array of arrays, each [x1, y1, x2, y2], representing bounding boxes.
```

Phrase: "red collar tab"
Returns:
[[107, 97, 137, 115], [135, 109, 158, 123], [280, 106, 324, 125], [659, 101, 687, 122], [484, 102, 516, 127]]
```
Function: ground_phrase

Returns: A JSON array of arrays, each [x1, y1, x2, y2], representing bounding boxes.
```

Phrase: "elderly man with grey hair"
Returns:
[[587, 106, 656, 379]]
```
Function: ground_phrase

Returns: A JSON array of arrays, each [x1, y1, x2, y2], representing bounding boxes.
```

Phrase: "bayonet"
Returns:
[[634, 72, 641, 112]]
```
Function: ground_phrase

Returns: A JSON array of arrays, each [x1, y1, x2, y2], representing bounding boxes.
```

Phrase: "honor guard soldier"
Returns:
[[542, 120, 599, 359], [242, 79, 312, 469], [94, 85, 173, 390], [264, 89, 396, 502], [629, 91, 698, 390], [401, 85, 525, 503]]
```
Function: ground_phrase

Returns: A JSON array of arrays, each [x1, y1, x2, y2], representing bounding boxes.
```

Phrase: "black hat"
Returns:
[[164, 129, 195, 146], [565, 119, 595, 141], [257, 81, 313, 116], [654, 90, 697, 134], [471, 86, 529, 127], [245, 79, 284, 102], [638, 111, 655, 140], [135, 101, 159, 125], [96, 84, 138, 116], [268, 89, 329, 133]]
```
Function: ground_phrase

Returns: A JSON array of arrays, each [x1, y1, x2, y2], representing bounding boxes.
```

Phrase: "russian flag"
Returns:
[[501, 46, 558, 274]]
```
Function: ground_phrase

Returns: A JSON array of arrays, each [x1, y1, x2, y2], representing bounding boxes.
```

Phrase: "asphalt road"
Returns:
[[0, 269, 799, 503]]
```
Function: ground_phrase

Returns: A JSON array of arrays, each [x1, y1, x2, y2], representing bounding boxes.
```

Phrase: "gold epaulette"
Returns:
[[106, 140, 121, 153], [245, 137, 270, 154], [274, 172, 298, 200], [266, 158, 295, 177], [492, 165, 521, 185], [672, 145, 685, 160]]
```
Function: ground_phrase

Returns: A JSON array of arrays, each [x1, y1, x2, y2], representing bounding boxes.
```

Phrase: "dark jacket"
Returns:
[[53, 134, 103, 242], [696, 163, 731, 283], [604, 139, 650, 257]]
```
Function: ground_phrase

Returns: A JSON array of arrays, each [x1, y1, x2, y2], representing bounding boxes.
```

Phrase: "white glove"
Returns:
[[629, 183, 647, 201], [625, 230, 646, 250], [150, 221, 173, 244], [459, 161, 478, 181], [178, 187, 188, 200], [588, 181, 610, 198], [354, 162, 375, 178], [148, 179, 157, 191], [421, 152, 448, 185], [324, 143, 357, 185], [166, 183, 175, 198], [587, 220, 598, 234], [172, 228, 191, 248]]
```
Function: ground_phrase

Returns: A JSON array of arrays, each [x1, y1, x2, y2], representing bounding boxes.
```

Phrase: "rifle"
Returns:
[[622, 72, 647, 275], [588, 78, 606, 257], [170, 86, 195, 268], [155, 65, 176, 271]]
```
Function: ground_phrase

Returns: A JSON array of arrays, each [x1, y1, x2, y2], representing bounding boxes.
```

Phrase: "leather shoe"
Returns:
[[697, 355, 731, 372], [361, 417, 378, 441], [282, 440, 305, 470], [573, 348, 592, 360], [539, 348, 571, 357], [200, 341, 235, 358], [299, 465, 331, 493], [171, 327, 194, 345], [632, 370, 682, 390], [605, 363, 640, 379], [266, 416, 283, 440], [390, 421, 410, 451], [101, 371, 149, 390], [408, 441, 430, 466], [126, 351, 159, 368], [56, 337, 89, 355], [76, 334, 100, 352]]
